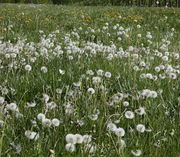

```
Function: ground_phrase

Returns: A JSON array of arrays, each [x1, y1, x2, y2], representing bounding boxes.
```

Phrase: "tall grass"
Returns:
[[0, 4, 180, 157]]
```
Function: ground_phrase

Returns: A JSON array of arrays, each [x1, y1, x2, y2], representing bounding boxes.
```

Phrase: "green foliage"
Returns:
[[0, 0, 179, 7], [76, 0, 111, 6], [36, 0, 52, 4]]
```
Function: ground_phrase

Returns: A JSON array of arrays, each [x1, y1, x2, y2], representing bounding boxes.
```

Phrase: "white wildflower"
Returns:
[[42, 118, 52, 127], [118, 139, 126, 149], [52, 118, 60, 127], [104, 72, 112, 78], [65, 143, 76, 152], [135, 107, 146, 115], [25, 64, 32, 72], [66, 134, 76, 144], [43, 94, 50, 103], [125, 111, 135, 119], [136, 124, 146, 133], [37, 113, 46, 121], [123, 101, 129, 107], [41, 66, 48, 73], [59, 69, 65, 75], [0, 96, 5, 104], [87, 88, 95, 94], [6, 103, 18, 112], [83, 135, 92, 143], [131, 150, 142, 156], [114, 127, 125, 137], [107, 122, 117, 132], [25, 130, 39, 140], [74, 134, 83, 144]]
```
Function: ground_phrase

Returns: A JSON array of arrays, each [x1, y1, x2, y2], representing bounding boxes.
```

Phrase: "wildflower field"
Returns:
[[0, 4, 180, 157]]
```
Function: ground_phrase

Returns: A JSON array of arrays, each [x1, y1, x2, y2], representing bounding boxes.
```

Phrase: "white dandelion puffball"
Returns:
[[66, 134, 77, 144], [107, 122, 117, 132], [168, 73, 177, 80], [92, 76, 101, 84], [105, 72, 112, 78], [137, 34, 142, 38], [135, 107, 146, 115], [146, 34, 152, 39], [128, 46, 134, 51], [26, 102, 36, 108], [118, 139, 126, 149], [74, 134, 83, 144], [2, 88, 9, 95], [114, 127, 125, 137], [0, 120, 4, 127], [65, 143, 76, 152], [131, 149, 142, 156], [0, 97, 5, 104], [37, 113, 46, 121], [43, 94, 50, 103], [52, 118, 60, 127], [46, 102, 57, 110], [65, 105, 74, 115], [25, 130, 39, 140], [86, 70, 94, 76], [56, 88, 62, 94], [87, 88, 95, 94], [25, 64, 32, 72], [136, 124, 146, 133], [97, 69, 104, 76], [41, 66, 48, 73], [137, 24, 141, 28], [89, 114, 98, 121], [59, 69, 65, 75], [125, 111, 135, 119], [84, 144, 96, 153], [162, 56, 168, 61], [150, 91, 158, 98], [42, 118, 52, 127], [123, 101, 129, 107], [6, 103, 18, 112], [155, 66, 161, 72], [83, 135, 92, 143]]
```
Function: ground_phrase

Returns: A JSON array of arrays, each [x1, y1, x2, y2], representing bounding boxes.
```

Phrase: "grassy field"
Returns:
[[0, 4, 180, 157]]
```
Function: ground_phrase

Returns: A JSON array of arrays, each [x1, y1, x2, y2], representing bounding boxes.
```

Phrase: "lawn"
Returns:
[[0, 4, 180, 157]]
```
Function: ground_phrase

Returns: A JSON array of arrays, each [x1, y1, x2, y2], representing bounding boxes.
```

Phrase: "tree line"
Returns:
[[0, 0, 180, 7]]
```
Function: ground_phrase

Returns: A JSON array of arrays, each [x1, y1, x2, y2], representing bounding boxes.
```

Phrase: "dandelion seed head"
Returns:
[[125, 111, 135, 119]]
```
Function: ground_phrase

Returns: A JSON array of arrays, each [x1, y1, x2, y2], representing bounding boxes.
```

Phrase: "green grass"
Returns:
[[0, 4, 180, 157]]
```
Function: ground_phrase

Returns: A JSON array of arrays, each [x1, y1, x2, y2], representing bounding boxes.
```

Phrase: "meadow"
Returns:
[[0, 4, 180, 157]]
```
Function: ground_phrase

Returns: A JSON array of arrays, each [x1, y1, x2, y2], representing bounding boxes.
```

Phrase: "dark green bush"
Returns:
[[0, 0, 179, 7]]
